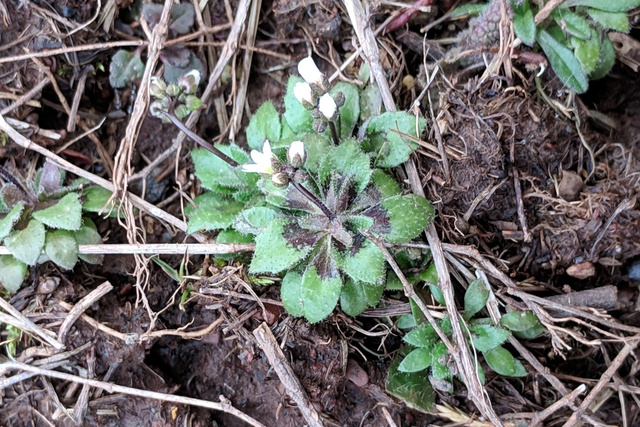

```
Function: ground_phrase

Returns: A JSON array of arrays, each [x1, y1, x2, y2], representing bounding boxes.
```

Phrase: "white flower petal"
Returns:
[[318, 93, 337, 120], [298, 57, 324, 86], [293, 82, 314, 105]]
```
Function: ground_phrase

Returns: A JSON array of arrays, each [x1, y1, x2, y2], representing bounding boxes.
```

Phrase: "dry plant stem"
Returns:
[[534, 0, 565, 24], [253, 323, 323, 427], [531, 384, 587, 427], [0, 295, 64, 350], [130, 0, 251, 183], [0, 114, 199, 239], [0, 40, 147, 65], [164, 111, 238, 166], [562, 339, 640, 427], [74, 347, 95, 424], [67, 69, 90, 133], [589, 197, 636, 259], [58, 281, 114, 343], [0, 361, 267, 427], [510, 139, 531, 242], [0, 243, 255, 256], [0, 76, 50, 115]]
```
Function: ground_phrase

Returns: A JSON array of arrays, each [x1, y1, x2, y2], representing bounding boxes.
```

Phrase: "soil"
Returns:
[[1, 0, 640, 426]]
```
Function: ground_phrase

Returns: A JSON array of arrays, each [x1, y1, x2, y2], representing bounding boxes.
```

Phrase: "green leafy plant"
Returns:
[[387, 277, 545, 411], [149, 59, 434, 323], [457, 0, 640, 93], [0, 162, 112, 292], [109, 1, 204, 88]]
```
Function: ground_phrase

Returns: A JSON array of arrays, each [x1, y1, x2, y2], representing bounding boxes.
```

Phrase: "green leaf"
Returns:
[[319, 139, 372, 193], [418, 263, 438, 285], [109, 50, 145, 88], [0, 202, 25, 242], [470, 325, 510, 352], [0, 255, 28, 293], [370, 169, 402, 199], [82, 186, 119, 216], [233, 206, 277, 235], [187, 195, 244, 234], [33, 193, 83, 231], [300, 244, 343, 323], [512, 0, 536, 46], [386, 358, 435, 412], [169, 3, 195, 34], [563, 0, 640, 12], [464, 279, 489, 319], [552, 9, 592, 40], [191, 145, 254, 190], [573, 29, 601, 75], [590, 36, 616, 80], [338, 238, 385, 285], [511, 358, 528, 377], [250, 219, 320, 274], [537, 29, 589, 93], [396, 314, 417, 329], [246, 101, 282, 151], [283, 75, 313, 133], [152, 257, 181, 282], [363, 112, 427, 168], [431, 342, 452, 380], [75, 218, 103, 264], [483, 346, 516, 376], [587, 9, 630, 32], [513, 323, 546, 339], [45, 230, 78, 270], [359, 84, 383, 122], [450, 3, 488, 19], [365, 194, 434, 244], [5, 219, 45, 265], [429, 284, 445, 305], [403, 325, 437, 347], [281, 271, 304, 317], [500, 310, 541, 331], [331, 82, 360, 139], [340, 279, 369, 316], [163, 51, 205, 84], [398, 347, 432, 373]]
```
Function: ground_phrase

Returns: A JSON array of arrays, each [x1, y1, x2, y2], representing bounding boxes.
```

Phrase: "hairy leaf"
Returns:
[[283, 76, 313, 133], [590, 36, 616, 80], [572, 29, 601, 75], [512, 0, 536, 46], [319, 139, 372, 193], [587, 9, 630, 32], [5, 219, 45, 265], [192, 145, 254, 189], [0, 255, 28, 293], [483, 346, 517, 376], [359, 83, 383, 122], [75, 218, 103, 264], [470, 324, 510, 352], [331, 82, 360, 139], [537, 29, 588, 93], [363, 112, 427, 168], [340, 279, 369, 316], [32, 193, 83, 231], [45, 230, 78, 270], [82, 186, 119, 216], [300, 243, 343, 323], [403, 324, 437, 348], [109, 50, 145, 88], [281, 271, 304, 317], [464, 279, 489, 319], [38, 161, 62, 195], [187, 195, 244, 234], [246, 101, 282, 151], [430, 342, 452, 381], [386, 358, 435, 412], [563, 0, 640, 12], [338, 238, 385, 285], [365, 194, 434, 243], [398, 348, 432, 373], [233, 206, 277, 235], [500, 310, 541, 331], [552, 9, 592, 40], [0, 202, 25, 242]]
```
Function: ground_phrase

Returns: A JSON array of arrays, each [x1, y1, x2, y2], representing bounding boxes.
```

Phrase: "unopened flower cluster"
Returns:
[[149, 70, 202, 122], [241, 140, 307, 188]]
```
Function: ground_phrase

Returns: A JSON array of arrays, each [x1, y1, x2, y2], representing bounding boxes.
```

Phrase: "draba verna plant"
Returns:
[[150, 59, 435, 323]]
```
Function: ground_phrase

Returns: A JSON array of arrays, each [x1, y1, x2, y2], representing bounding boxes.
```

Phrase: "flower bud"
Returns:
[[287, 141, 306, 168], [318, 93, 337, 121], [149, 77, 167, 98], [298, 57, 324, 87], [178, 70, 201, 94], [271, 172, 290, 187], [166, 83, 181, 97], [174, 104, 190, 120], [185, 95, 202, 111], [313, 119, 327, 133], [293, 82, 316, 109], [149, 101, 166, 119], [333, 91, 345, 107]]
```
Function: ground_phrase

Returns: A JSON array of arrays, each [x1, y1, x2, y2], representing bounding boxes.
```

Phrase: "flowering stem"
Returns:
[[329, 121, 339, 145], [291, 180, 335, 221], [163, 110, 238, 167]]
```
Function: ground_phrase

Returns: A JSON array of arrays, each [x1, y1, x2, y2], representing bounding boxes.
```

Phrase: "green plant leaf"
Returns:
[[483, 346, 516, 376], [331, 82, 360, 139], [340, 279, 369, 316], [431, 342, 452, 380], [246, 101, 282, 151], [318, 139, 372, 193], [418, 263, 438, 285], [365, 194, 434, 244], [283, 75, 314, 133], [169, 3, 195, 34], [428, 284, 445, 306], [163, 51, 205, 84], [552, 9, 592, 40], [573, 29, 601, 75], [500, 310, 541, 331], [5, 219, 45, 266], [0, 202, 25, 242], [281, 271, 304, 317], [563, 0, 640, 12], [511, 358, 528, 377], [398, 347, 433, 373], [32, 193, 83, 231], [0, 255, 28, 293], [370, 169, 402, 199], [537, 29, 589, 93], [75, 218, 103, 264], [513, 322, 547, 339], [300, 243, 343, 323], [233, 206, 277, 235], [587, 9, 630, 32], [512, 0, 536, 46], [470, 324, 510, 352], [359, 83, 383, 122], [152, 257, 181, 282], [386, 358, 435, 412], [45, 229, 78, 270], [187, 194, 245, 234], [397, 314, 417, 329], [363, 112, 427, 168], [250, 219, 320, 273], [450, 3, 488, 19], [191, 145, 254, 189], [338, 238, 385, 285], [464, 279, 489, 319], [109, 50, 145, 88], [590, 36, 616, 80], [82, 186, 119, 216], [403, 324, 437, 347], [299, 133, 331, 173]]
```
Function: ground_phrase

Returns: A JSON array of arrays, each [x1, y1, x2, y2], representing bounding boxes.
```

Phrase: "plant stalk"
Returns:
[[291, 180, 334, 220], [164, 111, 238, 167], [328, 121, 339, 145]]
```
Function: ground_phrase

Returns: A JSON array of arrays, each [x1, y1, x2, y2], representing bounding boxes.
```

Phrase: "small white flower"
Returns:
[[293, 82, 315, 106], [298, 57, 324, 86], [242, 140, 274, 174], [318, 93, 337, 120], [185, 69, 201, 87], [287, 140, 306, 168]]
